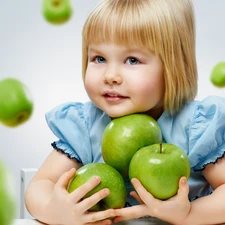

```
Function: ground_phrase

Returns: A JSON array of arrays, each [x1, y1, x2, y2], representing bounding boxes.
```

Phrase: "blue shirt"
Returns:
[[45, 96, 225, 204]]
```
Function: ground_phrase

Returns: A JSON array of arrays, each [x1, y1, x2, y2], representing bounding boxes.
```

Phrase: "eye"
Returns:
[[126, 57, 140, 65], [94, 56, 106, 63]]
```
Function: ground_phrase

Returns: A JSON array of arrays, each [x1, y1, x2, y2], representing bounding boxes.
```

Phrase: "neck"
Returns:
[[145, 107, 164, 120]]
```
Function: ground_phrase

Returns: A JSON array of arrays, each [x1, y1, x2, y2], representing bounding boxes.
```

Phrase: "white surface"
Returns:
[[20, 168, 38, 219], [1, 0, 225, 219]]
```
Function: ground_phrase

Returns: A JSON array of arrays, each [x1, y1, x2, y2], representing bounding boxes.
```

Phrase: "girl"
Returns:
[[25, 0, 225, 224]]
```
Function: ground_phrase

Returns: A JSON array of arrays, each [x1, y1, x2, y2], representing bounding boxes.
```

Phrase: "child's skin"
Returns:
[[25, 0, 225, 224], [25, 41, 225, 225], [85, 43, 165, 119], [25, 41, 165, 225]]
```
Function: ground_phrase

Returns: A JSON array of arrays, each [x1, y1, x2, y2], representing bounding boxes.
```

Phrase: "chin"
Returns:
[[107, 111, 134, 119], [95, 103, 138, 118]]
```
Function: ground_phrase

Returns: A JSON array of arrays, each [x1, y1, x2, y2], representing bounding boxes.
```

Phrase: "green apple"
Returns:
[[102, 114, 162, 177], [67, 163, 127, 211], [42, 0, 73, 25], [0, 160, 16, 225], [129, 143, 190, 200], [210, 62, 225, 87], [0, 78, 33, 127]]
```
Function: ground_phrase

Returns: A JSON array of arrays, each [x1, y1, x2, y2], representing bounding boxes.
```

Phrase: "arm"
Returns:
[[25, 150, 80, 223], [25, 150, 115, 225], [114, 157, 225, 225], [183, 157, 225, 225]]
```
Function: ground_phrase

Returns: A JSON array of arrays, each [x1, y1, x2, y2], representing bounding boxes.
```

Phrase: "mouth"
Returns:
[[103, 91, 128, 102]]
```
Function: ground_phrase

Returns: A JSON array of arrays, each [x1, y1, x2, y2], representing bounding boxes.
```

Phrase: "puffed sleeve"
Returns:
[[45, 102, 92, 164], [189, 96, 225, 171]]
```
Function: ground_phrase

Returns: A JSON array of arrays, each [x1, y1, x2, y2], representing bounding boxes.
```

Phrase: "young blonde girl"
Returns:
[[25, 0, 225, 224]]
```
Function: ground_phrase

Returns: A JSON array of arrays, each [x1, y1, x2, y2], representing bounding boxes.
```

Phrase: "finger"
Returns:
[[130, 191, 144, 204], [79, 188, 110, 213], [87, 219, 113, 225], [177, 177, 189, 198], [131, 178, 156, 206], [113, 205, 147, 223], [84, 209, 115, 224], [86, 218, 112, 225], [69, 176, 101, 201], [56, 168, 76, 190]]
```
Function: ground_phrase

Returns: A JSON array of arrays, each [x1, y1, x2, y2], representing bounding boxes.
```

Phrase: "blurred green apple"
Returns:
[[68, 163, 127, 211], [210, 62, 225, 87], [0, 160, 16, 225], [129, 143, 190, 200], [102, 114, 162, 177], [42, 0, 73, 25], [0, 78, 33, 127]]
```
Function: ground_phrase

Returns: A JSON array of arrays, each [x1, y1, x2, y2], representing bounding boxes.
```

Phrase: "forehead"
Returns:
[[82, 1, 157, 50]]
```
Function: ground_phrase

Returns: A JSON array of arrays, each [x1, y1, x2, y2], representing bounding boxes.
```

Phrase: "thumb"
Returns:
[[177, 176, 189, 198], [56, 168, 76, 190]]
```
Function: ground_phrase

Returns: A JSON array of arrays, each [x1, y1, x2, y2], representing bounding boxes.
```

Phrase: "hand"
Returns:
[[113, 177, 191, 225], [45, 168, 115, 225]]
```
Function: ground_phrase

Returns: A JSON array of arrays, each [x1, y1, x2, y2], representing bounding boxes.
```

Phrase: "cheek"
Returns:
[[84, 74, 95, 96], [84, 66, 101, 92], [133, 76, 164, 102], [138, 83, 156, 100]]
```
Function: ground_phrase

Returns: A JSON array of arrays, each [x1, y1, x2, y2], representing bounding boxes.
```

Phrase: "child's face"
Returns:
[[84, 43, 165, 119]]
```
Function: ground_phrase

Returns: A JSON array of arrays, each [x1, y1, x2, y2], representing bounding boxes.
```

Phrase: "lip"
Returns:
[[103, 90, 128, 102]]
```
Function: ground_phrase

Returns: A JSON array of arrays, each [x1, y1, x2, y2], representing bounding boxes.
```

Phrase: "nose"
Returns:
[[104, 68, 122, 85]]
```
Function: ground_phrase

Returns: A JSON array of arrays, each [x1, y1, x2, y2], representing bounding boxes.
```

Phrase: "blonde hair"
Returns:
[[82, 0, 198, 115]]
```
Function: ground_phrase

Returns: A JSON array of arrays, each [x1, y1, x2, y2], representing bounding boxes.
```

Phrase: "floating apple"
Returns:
[[0, 78, 33, 127], [67, 163, 127, 211], [0, 160, 16, 225], [129, 143, 190, 200], [210, 62, 225, 87], [42, 0, 73, 25], [102, 114, 162, 176]]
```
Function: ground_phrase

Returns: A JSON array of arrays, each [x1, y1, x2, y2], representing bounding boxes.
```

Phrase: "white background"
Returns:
[[0, 0, 225, 218]]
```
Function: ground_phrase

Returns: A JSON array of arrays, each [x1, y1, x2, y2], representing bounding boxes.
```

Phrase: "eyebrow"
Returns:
[[88, 45, 153, 56], [88, 47, 101, 54]]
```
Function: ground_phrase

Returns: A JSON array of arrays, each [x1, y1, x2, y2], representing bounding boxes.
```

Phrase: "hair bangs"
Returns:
[[82, 0, 157, 50]]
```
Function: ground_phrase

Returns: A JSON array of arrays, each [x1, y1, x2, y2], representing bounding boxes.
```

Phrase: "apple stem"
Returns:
[[53, 0, 60, 7], [160, 143, 162, 153]]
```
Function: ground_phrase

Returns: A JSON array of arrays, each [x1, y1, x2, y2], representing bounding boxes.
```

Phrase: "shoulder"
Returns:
[[45, 101, 108, 144], [188, 96, 225, 142], [45, 101, 105, 128], [45, 101, 111, 164], [193, 96, 225, 117], [158, 96, 225, 170], [158, 96, 225, 133], [189, 96, 225, 170]]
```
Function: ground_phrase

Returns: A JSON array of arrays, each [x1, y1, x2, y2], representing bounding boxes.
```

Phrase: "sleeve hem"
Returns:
[[193, 150, 225, 172], [51, 142, 82, 163]]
